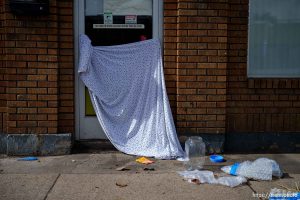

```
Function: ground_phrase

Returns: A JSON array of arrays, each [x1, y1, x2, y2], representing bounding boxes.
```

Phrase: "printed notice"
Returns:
[[125, 15, 137, 24], [104, 12, 113, 24], [93, 24, 145, 29]]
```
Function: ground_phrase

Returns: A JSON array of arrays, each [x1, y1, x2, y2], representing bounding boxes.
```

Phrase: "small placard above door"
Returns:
[[93, 24, 144, 29], [125, 15, 137, 24]]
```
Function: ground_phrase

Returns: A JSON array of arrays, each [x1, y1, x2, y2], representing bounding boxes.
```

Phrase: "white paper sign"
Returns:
[[93, 24, 145, 29], [104, 12, 113, 24], [125, 15, 137, 24]]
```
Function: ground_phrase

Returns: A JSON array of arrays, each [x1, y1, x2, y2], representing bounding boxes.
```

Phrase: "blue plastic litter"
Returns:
[[209, 155, 224, 163], [229, 163, 240, 176], [17, 156, 38, 161]]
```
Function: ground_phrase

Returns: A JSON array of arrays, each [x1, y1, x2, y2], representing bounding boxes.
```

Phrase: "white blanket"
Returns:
[[79, 34, 184, 159]]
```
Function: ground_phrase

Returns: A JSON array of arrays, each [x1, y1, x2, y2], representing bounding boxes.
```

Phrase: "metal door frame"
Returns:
[[74, 0, 164, 140]]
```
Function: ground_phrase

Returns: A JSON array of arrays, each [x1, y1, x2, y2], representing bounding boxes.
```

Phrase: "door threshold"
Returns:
[[72, 139, 117, 153]]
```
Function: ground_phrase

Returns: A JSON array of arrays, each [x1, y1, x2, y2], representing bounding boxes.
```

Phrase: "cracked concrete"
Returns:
[[0, 153, 299, 200]]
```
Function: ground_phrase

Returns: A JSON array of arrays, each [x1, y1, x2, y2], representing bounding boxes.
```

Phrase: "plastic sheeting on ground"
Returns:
[[221, 158, 283, 180], [78, 34, 184, 159], [178, 170, 247, 187]]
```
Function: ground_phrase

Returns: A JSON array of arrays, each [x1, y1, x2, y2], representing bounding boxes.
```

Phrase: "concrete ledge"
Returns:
[[225, 132, 300, 153], [38, 134, 72, 155], [3, 132, 298, 155], [2, 133, 72, 156], [201, 134, 225, 154], [7, 134, 38, 156], [0, 134, 7, 154], [72, 139, 117, 153]]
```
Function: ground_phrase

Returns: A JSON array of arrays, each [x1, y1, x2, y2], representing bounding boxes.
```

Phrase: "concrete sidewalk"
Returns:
[[0, 153, 299, 200]]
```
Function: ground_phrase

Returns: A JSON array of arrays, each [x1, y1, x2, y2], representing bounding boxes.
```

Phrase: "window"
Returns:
[[248, 0, 300, 77]]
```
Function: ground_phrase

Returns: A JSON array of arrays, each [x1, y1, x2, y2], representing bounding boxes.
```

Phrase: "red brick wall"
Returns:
[[0, 0, 74, 135], [163, 0, 178, 121], [164, 0, 300, 135], [227, 0, 300, 133], [164, 0, 228, 136], [1, 0, 299, 138], [57, 1, 74, 134], [0, 1, 8, 134]]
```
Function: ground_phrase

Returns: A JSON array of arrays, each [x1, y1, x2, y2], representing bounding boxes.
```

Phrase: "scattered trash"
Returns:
[[0, 169, 3, 173], [136, 157, 155, 164], [116, 161, 135, 171], [190, 179, 201, 185], [184, 136, 206, 170], [177, 156, 189, 162], [215, 176, 247, 188], [116, 181, 128, 188], [210, 155, 225, 163], [71, 160, 76, 162], [17, 156, 38, 161], [116, 166, 131, 171], [269, 188, 300, 200], [221, 158, 283, 181], [143, 167, 155, 171], [178, 170, 247, 188]]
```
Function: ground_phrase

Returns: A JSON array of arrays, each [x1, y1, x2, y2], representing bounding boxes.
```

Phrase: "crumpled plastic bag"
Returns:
[[178, 170, 247, 187], [221, 158, 282, 181]]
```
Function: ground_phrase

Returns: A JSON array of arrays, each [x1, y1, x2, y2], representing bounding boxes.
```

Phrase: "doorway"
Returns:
[[74, 0, 163, 140]]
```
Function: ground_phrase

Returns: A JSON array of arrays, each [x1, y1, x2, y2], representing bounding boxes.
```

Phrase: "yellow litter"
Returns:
[[135, 157, 155, 164]]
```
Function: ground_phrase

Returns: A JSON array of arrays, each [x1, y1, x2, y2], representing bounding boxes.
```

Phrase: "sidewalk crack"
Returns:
[[246, 182, 264, 200], [43, 173, 61, 200]]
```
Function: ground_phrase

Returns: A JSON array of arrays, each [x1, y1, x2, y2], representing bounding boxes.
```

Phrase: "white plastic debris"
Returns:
[[184, 136, 206, 170], [216, 176, 247, 188], [221, 158, 282, 181], [178, 170, 247, 187]]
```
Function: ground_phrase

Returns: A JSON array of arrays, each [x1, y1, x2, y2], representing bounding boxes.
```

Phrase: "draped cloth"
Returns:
[[78, 34, 184, 159]]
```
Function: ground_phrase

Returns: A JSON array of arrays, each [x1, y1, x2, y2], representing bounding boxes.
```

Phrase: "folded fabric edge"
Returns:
[[78, 34, 93, 73]]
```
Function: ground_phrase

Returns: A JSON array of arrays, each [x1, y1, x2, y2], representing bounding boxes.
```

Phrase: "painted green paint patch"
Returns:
[[85, 87, 96, 116]]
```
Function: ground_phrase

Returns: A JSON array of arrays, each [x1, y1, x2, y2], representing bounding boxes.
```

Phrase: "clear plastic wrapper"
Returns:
[[184, 137, 206, 170], [221, 158, 283, 181], [178, 170, 247, 187]]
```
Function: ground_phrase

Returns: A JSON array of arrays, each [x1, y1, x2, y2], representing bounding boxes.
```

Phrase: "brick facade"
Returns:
[[0, 1, 7, 135], [227, 0, 300, 133], [163, 0, 300, 137], [0, 0, 74, 136], [0, 0, 299, 154], [164, 0, 228, 137]]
